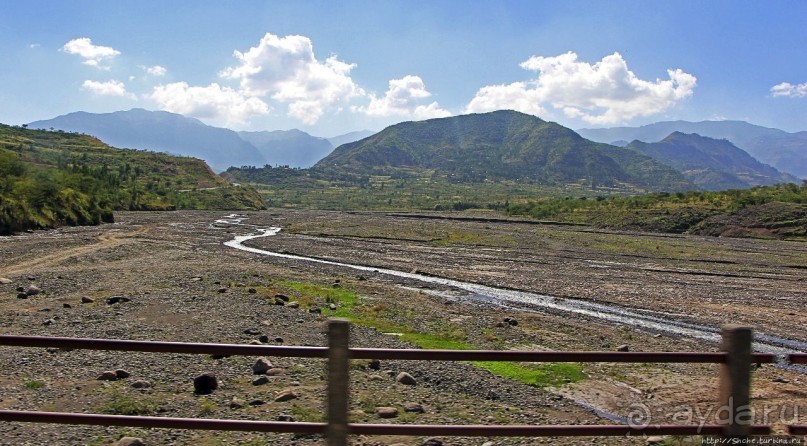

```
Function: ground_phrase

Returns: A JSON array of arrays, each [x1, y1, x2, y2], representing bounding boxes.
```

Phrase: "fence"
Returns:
[[0, 321, 803, 445]]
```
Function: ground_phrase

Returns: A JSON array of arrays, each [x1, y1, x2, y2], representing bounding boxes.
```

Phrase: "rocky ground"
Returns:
[[0, 210, 804, 446]]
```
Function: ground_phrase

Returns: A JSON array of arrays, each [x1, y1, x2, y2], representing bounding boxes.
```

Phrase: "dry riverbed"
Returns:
[[0, 210, 804, 446]]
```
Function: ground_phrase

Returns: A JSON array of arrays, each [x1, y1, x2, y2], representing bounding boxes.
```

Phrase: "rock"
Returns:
[[252, 357, 273, 374], [210, 354, 230, 360], [357, 275, 367, 281], [27, 276, 36, 281], [193, 373, 218, 394], [248, 340, 262, 345], [248, 399, 266, 406], [482, 443, 495, 446], [369, 374, 386, 381], [616, 345, 630, 352], [274, 297, 286, 306], [308, 307, 322, 314], [243, 328, 261, 335], [287, 302, 300, 309], [106, 296, 131, 305], [0, 278, 11, 284], [46, 347, 60, 354], [97, 371, 118, 381], [328, 303, 337, 310], [368, 359, 381, 370], [131, 380, 151, 389], [229, 397, 245, 409], [116, 437, 145, 446], [252, 376, 269, 386], [422, 438, 443, 446], [17, 293, 28, 299], [772, 377, 790, 383], [274, 294, 289, 302], [503, 317, 518, 326], [62, 303, 72, 309], [16, 286, 24, 292], [248, 288, 257, 294], [258, 335, 269, 343], [396, 372, 417, 385], [274, 389, 299, 402], [81, 296, 94, 303], [403, 402, 425, 413], [115, 369, 131, 379], [217, 287, 227, 293], [25, 285, 42, 296], [190, 277, 203, 282], [375, 407, 399, 418], [646, 437, 664, 444], [276, 414, 295, 422], [266, 368, 284, 376], [42, 319, 55, 326], [274, 337, 284, 343]]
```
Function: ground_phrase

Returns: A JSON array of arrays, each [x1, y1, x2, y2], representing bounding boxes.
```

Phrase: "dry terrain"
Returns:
[[0, 210, 804, 446]]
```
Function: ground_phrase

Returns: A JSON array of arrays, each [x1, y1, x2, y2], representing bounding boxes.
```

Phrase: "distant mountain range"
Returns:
[[625, 132, 798, 190], [29, 109, 374, 172], [578, 120, 807, 179], [315, 110, 692, 190]]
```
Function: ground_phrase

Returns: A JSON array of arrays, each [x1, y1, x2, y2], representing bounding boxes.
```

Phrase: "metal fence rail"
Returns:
[[0, 322, 798, 444]]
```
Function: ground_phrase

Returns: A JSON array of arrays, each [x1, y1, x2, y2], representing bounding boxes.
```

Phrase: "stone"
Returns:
[[116, 437, 145, 446], [252, 357, 273, 374], [258, 335, 269, 343], [252, 376, 269, 386], [646, 437, 664, 444], [503, 317, 518, 326], [217, 287, 227, 293], [357, 275, 367, 281], [403, 402, 425, 413], [274, 337, 284, 343], [308, 307, 322, 314], [266, 368, 284, 376], [249, 340, 262, 345], [368, 359, 381, 370], [42, 318, 55, 326], [131, 380, 151, 389], [274, 294, 289, 302], [328, 303, 337, 310], [97, 371, 118, 381], [274, 389, 298, 402], [193, 373, 218, 394], [274, 297, 286, 306], [25, 285, 42, 296], [422, 438, 443, 446], [210, 354, 230, 360], [248, 399, 266, 406], [190, 277, 203, 282], [62, 303, 72, 309], [616, 345, 630, 352], [81, 296, 94, 303], [0, 278, 11, 284], [396, 372, 417, 385], [369, 374, 385, 381], [243, 328, 261, 335], [16, 293, 28, 299], [248, 288, 257, 294], [276, 414, 295, 422], [229, 397, 245, 409], [115, 369, 131, 379], [375, 406, 398, 418], [287, 302, 300, 309], [106, 296, 131, 305]]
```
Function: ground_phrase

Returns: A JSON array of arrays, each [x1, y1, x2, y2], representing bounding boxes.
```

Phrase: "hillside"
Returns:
[[238, 129, 332, 168], [29, 109, 267, 172], [578, 120, 807, 179], [625, 132, 798, 190], [315, 111, 691, 190], [0, 124, 265, 234]]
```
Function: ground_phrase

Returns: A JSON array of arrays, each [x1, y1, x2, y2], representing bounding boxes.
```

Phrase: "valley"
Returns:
[[0, 210, 804, 445]]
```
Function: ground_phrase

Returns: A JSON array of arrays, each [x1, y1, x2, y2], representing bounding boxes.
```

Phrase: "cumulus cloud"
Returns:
[[358, 75, 451, 120], [220, 33, 363, 124], [144, 65, 167, 76], [81, 80, 136, 99], [62, 38, 120, 69], [771, 82, 807, 98], [150, 82, 270, 126], [466, 52, 696, 125]]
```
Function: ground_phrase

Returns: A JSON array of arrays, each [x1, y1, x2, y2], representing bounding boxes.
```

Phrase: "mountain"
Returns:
[[326, 130, 376, 148], [625, 132, 799, 191], [237, 129, 332, 168], [314, 110, 691, 190], [578, 120, 807, 179], [29, 109, 266, 172]]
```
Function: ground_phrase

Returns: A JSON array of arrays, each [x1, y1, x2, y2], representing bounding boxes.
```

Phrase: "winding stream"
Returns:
[[218, 215, 807, 362]]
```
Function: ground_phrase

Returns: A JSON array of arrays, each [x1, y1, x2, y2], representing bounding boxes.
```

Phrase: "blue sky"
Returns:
[[1, 0, 805, 136]]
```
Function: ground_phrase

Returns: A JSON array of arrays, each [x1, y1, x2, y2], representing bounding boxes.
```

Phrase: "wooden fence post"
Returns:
[[718, 325, 753, 438], [327, 319, 350, 446]]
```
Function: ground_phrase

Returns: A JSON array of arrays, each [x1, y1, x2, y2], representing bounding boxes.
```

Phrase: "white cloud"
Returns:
[[62, 38, 120, 69], [28, 43, 41, 49], [145, 65, 167, 76], [81, 80, 136, 100], [220, 33, 363, 125], [771, 82, 807, 98], [466, 52, 696, 125], [358, 75, 451, 120], [150, 82, 270, 126]]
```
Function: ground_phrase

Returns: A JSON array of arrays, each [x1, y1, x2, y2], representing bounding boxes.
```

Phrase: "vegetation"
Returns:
[[0, 123, 265, 234]]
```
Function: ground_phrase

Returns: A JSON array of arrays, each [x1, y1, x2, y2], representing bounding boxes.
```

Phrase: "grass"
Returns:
[[23, 380, 46, 389], [99, 388, 158, 415], [473, 361, 586, 388]]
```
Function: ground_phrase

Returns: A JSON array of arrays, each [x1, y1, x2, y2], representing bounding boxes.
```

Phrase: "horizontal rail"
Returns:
[[789, 353, 807, 364], [789, 425, 807, 436], [0, 411, 772, 437], [0, 335, 777, 363]]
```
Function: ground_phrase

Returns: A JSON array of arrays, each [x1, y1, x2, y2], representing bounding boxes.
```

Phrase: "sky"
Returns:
[[1, 0, 806, 136]]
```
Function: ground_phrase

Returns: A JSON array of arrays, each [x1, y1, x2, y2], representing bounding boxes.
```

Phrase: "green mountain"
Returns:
[[315, 110, 691, 190], [0, 124, 265, 234], [625, 132, 799, 191]]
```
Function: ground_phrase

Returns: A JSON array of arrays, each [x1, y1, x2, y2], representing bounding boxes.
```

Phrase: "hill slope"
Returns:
[[578, 120, 807, 178], [315, 110, 691, 190], [625, 132, 798, 190], [0, 124, 264, 234], [29, 109, 267, 172], [238, 129, 332, 168]]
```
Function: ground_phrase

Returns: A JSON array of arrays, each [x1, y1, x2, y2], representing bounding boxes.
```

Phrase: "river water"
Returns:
[[217, 215, 806, 363]]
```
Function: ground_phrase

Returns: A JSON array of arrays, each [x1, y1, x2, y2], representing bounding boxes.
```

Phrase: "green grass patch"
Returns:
[[99, 389, 158, 415], [23, 380, 46, 389], [473, 361, 586, 387]]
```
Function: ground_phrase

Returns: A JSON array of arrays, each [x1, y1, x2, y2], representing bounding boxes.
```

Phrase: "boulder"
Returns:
[[193, 373, 218, 394], [116, 438, 145, 446], [396, 372, 417, 385], [252, 357, 273, 374], [375, 407, 399, 418], [274, 389, 299, 402]]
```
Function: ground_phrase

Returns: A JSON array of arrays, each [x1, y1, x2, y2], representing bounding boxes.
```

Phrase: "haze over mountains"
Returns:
[[29, 109, 373, 172], [578, 120, 807, 179]]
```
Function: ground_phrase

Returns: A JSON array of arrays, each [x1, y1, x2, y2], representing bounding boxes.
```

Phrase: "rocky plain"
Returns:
[[0, 210, 804, 446]]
